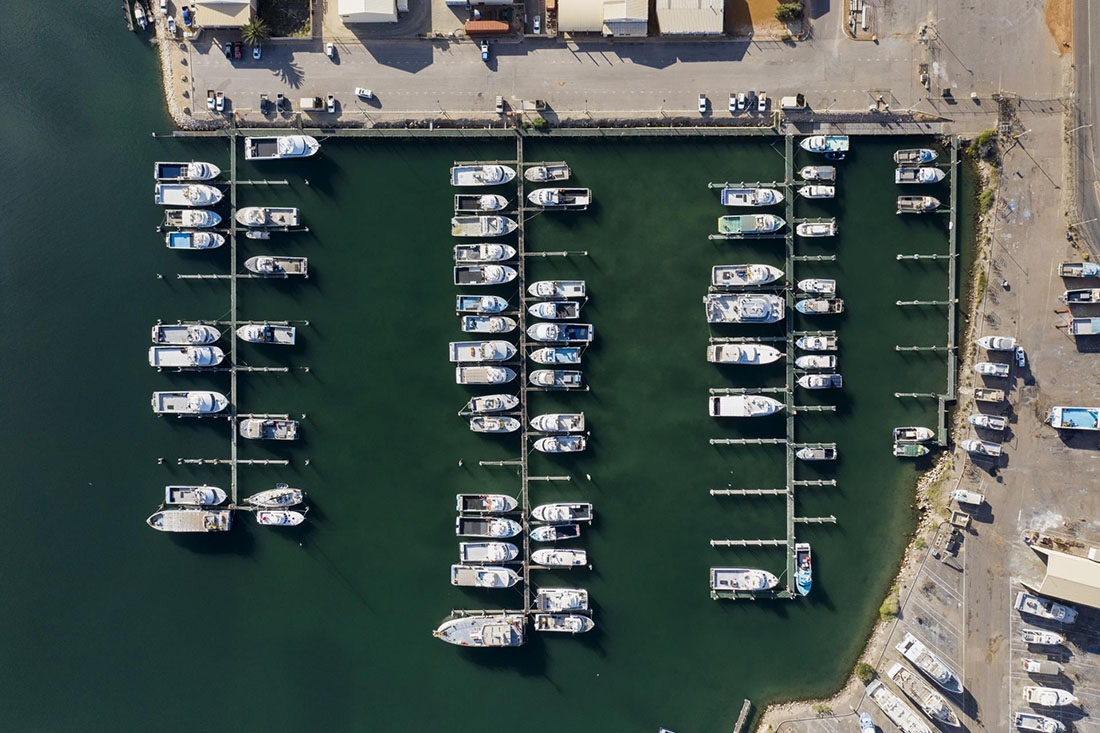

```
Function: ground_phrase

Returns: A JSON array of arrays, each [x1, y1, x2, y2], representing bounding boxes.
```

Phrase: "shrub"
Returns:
[[855, 662, 875, 683], [879, 590, 899, 620], [531, 116, 549, 129], [812, 703, 832, 715], [775, 2, 803, 21], [914, 536, 928, 550], [978, 189, 994, 212]]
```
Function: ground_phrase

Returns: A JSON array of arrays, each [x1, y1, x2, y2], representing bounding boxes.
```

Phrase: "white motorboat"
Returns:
[[463, 394, 519, 413], [710, 567, 779, 592], [534, 588, 589, 612], [798, 185, 835, 199], [799, 165, 837, 181], [896, 632, 963, 693], [1022, 686, 1077, 707], [797, 278, 836, 295], [530, 413, 585, 433], [244, 256, 308, 277], [151, 390, 228, 416], [527, 187, 592, 209], [896, 167, 946, 184], [451, 564, 520, 588], [969, 413, 1008, 431], [532, 502, 592, 523], [800, 135, 849, 154], [165, 231, 225, 250], [1059, 261, 1100, 277], [530, 370, 583, 390], [154, 161, 221, 181], [711, 264, 785, 287], [134, 0, 148, 28], [470, 416, 521, 433], [531, 524, 582, 542], [1012, 712, 1065, 733], [433, 614, 525, 647], [456, 494, 518, 513], [526, 323, 594, 343], [795, 297, 844, 314], [795, 446, 837, 461], [1014, 591, 1078, 623], [533, 435, 587, 453], [256, 510, 306, 526], [535, 614, 595, 633], [897, 196, 941, 214], [960, 439, 1003, 457], [717, 214, 785, 235], [707, 343, 783, 365], [455, 516, 522, 538], [524, 163, 571, 182], [720, 187, 784, 207], [894, 443, 931, 458], [977, 335, 1017, 351], [237, 324, 296, 345], [456, 295, 508, 313], [893, 426, 934, 442], [459, 542, 519, 564], [146, 509, 232, 533], [795, 220, 838, 237], [1021, 628, 1065, 645], [164, 485, 228, 506], [895, 148, 938, 164], [239, 418, 299, 441], [528, 280, 586, 298], [797, 373, 843, 389], [151, 323, 221, 344], [244, 135, 320, 161], [1022, 658, 1065, 676], [245, 484, 305, 507], [950, 489, 985, 505], [148, 345, 225, 368], [164, 208, 221, 228], [454, 243, 516, 262], [886, 662, 962, 727], [975, 361, 1010, 377], [454, 265, 518, 286], [245, 230, 271, 240], [155, 183, 223, 207], [448, 340, 517, 363], [796, 335, 837, 351], [704, 293, 785, 324], [709, 395, 785, 418], [235, 206, 299, 228], [795, 355, 836, 370], [450, 164, 516, 187], [528, 301, 581, 320], [462, 315, 517, 333], [532, 549, 587, 567], [529, 346, 582, 365], [866, 680, 935, 733], [455, 366, 517, 385], [454, 193, 508, 212]]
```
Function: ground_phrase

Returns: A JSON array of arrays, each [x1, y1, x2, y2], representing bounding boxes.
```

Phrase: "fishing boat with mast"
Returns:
[[451, 215, 518, 238], [148, 345, 225, 369], [455, 366, 517, 385], [151, 390, 229, 416], [454, 243, 517, 263], [454, 194, 508, 212], [709, 567, 779, 592], [456, 295, 508, 313], [164, 485, 228, 506], [155, 183, 223, 207], [462, 315, 517, 333], [455, 516, 522, 538], [459, 542, 519, 564], [451, 564, 520, 588], [454, 265, 518, 286], [244, 135, 320, 161]]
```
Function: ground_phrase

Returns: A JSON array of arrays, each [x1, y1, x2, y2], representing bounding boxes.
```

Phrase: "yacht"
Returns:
[[895, 148, 938, 164], [797, 373, 843, 389], [237, 324, 296, 345], [866, 681, 935, 733], [526, 323, 594, 343], [164, 485, 228, 506], [896, 632, 963, 693], [712, 264, 785, 287], [151, 390, 228, 416], [709, 567, 780, 592], [256, 510, 306, 526], [524, 163, 570, 182], [800, 135, 850, 154], [528, 301, 581, 320], [796, 335, 837, 351], [459, 542, 519, 564], [456, 295, 508, 313], [529, 346, 582, 365], [530, 413, 585, 433], [1021, 628, 1065, 646], [795, 543, 812, 595], [531, 524, 582, 542], [454, 243, 517, 262], [894, 443, 931, 458], [151, 323, 220, 344], [452, 216, 517, 237], [795, 220, 838, 237], [534, 614, 595, 633], [717, 214, 785, 235], [146, 509, 232, 532], [456, 494, 518, 513], [470, 416, 521, 433], [707, 343, 784, 365], [462, 315, 517, 334], [976, 335, 1017, 351], [456, 516, 522, 538], [960, 439, 1003, 457], [164, 208, 221, 228], [244, 256, 308, 277], [245, 484, 305, 507], [798, 185, 835, 199], [454, 194, 508, 212], [720, 187, 784, 207], [455, 366, 517, 385], [968, 413, 1008, 431], [893, 427, 934, 442], [795, 298, 844, 315], [896, 167, 946, 184], [533, 435, 587, 453], [235, 206, 299, 228], [165, 231, 225, 250], [1022, 686, 1077, 707], [975, 361, 1010, 377], [1058, 261, 1100, 277], [532, 502, 593, 523], [1014, 591, 1078, 623], [239, 418, 299, 441], [154, 161, 221, 181], [433, 614, 525, 647], [709, 395, 785, 417], [244, 135, 320, 160], [704, 293, 785, 324], [797, 278, 836, 295], [463, 394, 519, 413], [799, 165, 837, 181], [451, 564, 520, 588], [796, 446, 837, 461], [532, 548, 588, 567], [454, 265, 518, 286], [527, 187, 592, 209], [450, 164, 516, 186], [528, 280, 586, 298], [897, 196, 941, 214], [887, 663, 961, 727], [534, 588, 589, 612], [154, 183, 223, 206], [1022, 658, 1065, 675], [530, 370, 583, 390], [794, 355, 836, 370], [448, 340, 517, 363], [1012, 712, 1065, 733], [148, 345, 225, 368]]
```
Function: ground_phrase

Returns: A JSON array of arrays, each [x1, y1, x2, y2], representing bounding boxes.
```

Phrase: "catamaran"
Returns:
[[462, 394, 519, 413], [462, 315, 517, 333], [451, 565, 520, 588], [712, 264, 785, 287], [450, 164, 516, 187], [165, 231, 225, 250], [459, 542, 519, 564], [154, 161, 221, 181], [164, 485, 228, 506], [239, 418, 299, 441], [451, 215, 518, 237], [528, 280, 586, 298], [454, 265, 518, 286], [526, 323, 594, 343], [470, 416, 521, 433], [455, 366, 517, 385], [433, 614, 525, 647], [529, 346, 582, 365], [533, 435, 587, 452], [147, 509, 232, 533], [244, 135, 320, 161], [148, 345, 225, 369], [245, 484, 305, 507], [530, 413, 585, 433], [151, 390, 229, 416], [704, 293, 785, 324], [527, 188, 592, 209], [887, 662, 961, 727], [154, 183, 222, 206], [152, 323, 220, 344], [1014, 591, 1078, 623], [164, 208, 221, 228], [800, 135, 849, 154], [709, 395, 784, 417], [896, 632, 963, 694], [524, 163, 570, 182], [237, 324, 296, 345], [535, 614, 595, 633], [710, 567, 779, 592], [717, 214, 785, 235], [707, 343, 784, 365], [448, 340, 517, 363], [795, 220, 838, 237], [866, 680, 934, 733], [454, 243, 516, 262], [245, 256, 308, 277], [720, 187, 784, 207], [456, 295, 508, 313], [235, 206, 299, 228], [896, 167, 946, 184], [798, 185, 835, 199]]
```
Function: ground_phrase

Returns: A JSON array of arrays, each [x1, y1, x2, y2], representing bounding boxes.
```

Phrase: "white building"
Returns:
[[339, 0, 399, 23], [655, 0, 723, 35], [558, 0, 648, 36]]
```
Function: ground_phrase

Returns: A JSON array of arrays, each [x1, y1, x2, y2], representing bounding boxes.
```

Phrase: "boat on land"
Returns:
[[533, 435, 587, 452], [164, 485, 228, 506], [535, 588, 589, 612], [166, 231, 224, 250], [796, 335, 837, 351], [894, 443, 931, 458], [525, 163, 570, 182], [795, 542, 812, 595], [795, 297, 844, 315], [1015, 591, 1078, 623], [975, 387, 1006, 403], [977, 335, 1017, 351], [799, 165, 836, 181], [894, 148, 938, 164], [798, 278, 836, 295], [148, 345, 225, 368], [462, 315, 517, 333], [969, 413, 1008, 431], [239, 418, 299, 441], [866, 680, 934, 733], [712, 264, 785, 287], [960, 439, 1003, 457], [532, 549, 588, 567], [463, 394, 519, 413], [1022, 658, 1065, 676], [527, 323, 595, 343], [454, 265, 517, 286], [244, 135, 320, 161], [151, 390, 229, 416], [531, 524, 582, 542], [974, 361, 1010, 377], [1022, 686, 1077, 707], [532, 503, 592, 523], [1069, 317, 1100, 335], [886, 663, 961, 727], [147, 509, 232, 533], [797, 373, 843, 389], [154, 161, 220, 181], [448, 340, 517, 363], [433, 614, 525, 647], [529, 301, 581, 320], [950, 489, 985, 505], [1063, 288, 1100, 303], [454, 243, 516, 262], [707, 343, 784, 365], [1012, 711, 1066, 732], [456, 366, 517, 385], [798, 185, 835, 199], [535, 614, 594, 633], [256, 510, 305, 527], [245, 256, 308, 277], [898, 196, 941, 214], [470, 416, 521, 433], [1021, 628, 1065, 646], [152, 323, 220, 344], [796, 446, 836, 461], [1048, 405, 1100, 430], [530, 413, 585, 433], [456, 295, 508, 313], [896, 632, 963, 694], [451, 215, 518, 238], [710, 395, 784, 417], [236, 206, 299, 228], [245, 484, 305, 507], [527, 188, 592, 209], [237, 324, 296, 345], [529, 346, 582, 365], [1059, 262, 1100, 277], [456, 516, 522, 538], [795, 220, 838, 237], [460, 542, 519, 564], [451, 564, 520, 588], [859, 713, 875, 732], [164, 208, 221, 228], [710, 567, 779, 592], [718, 214, 785, 235], [896, 166, 946, 184], [894, 426, 934, 442], [704, 293, 785, 324], [795, 354, 836, 370], [155, 183, 222, 206], [529, 280, 586, 298], [720, 187, 784, 207], [454, 194, 508, 212], [450, 164, 516, 187], [800, 135, 849, 154]]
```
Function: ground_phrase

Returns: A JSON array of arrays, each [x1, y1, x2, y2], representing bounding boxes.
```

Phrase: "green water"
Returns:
[[0, 3, 973, 730]]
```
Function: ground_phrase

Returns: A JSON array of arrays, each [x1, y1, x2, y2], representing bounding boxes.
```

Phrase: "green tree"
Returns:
[[775, 2, 803, 21], [242, 17, 270, 46], [855, 662, 875, 683]]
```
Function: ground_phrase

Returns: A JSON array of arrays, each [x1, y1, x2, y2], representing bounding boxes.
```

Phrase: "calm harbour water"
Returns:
[[0, 4, 974, 730]]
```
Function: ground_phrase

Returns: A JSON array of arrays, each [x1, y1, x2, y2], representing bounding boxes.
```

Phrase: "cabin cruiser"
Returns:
[[530, 413, 585, 433], [533, 435, 587, 453], [710, 567, 779, 592], [235, 206, 299, 228], [800, 135, 849, 154], [527, 187, 592, 209], [1021, 628, 1065, 646], [530, 370, 583, 390], [245, 484, 305, 507], [797, 278, 836, 295], [796, 335, 837, 351], [975, 361, 1011, 377], [1022, 686, 1077, 707], [526, 323, 594, 343], [977, 335, 1017, 351], [455, 366, 517, 385], [155, 183, 223, 207], [896, 632, 963, 693], [470, 416, 521, 433], [164, 208, 221, 228], [433, 614, 525, 647], [151, 390, 229, 415], [886, 662, 961, 727], [709, 395, 784, 418], [799, 165, 836, 181], [454, 243, 516, 262], [795, 543, 812, 595], [866, 681, 933, 733], [795, 220, 838, 237], [795, 298, 844, 315], [894, 426, 934, 442], [797, 373, 843, 389], [455, 516, 522, 538], [524, 163, 570, 182], [146, 509, 232, 533], [451, 216, 518, 237], [798, 185, 835, 199], [707, 343, 783, 365], [529, 301, 581, 320], [244, 135, 320, 160], [463, 394, 519, 413], [960, 439, 1003, 457], [459, 542, 519, 564], [795, 355, 836, 370], [454, 194, 508, 212], [796, 446, 836, 461], [456, 295, 508, 313], [717, 214, 785, 235], [456, 494, 518, 513], [237, 324, 296, 345], [895, 148, 938, 164], [462, 315, 517, 333], [148, 345, 225, 368], [454, 265, 518, 286], [245, 256, 308, 277], [239, 418, 299, 441], [894, 443, 931, 458], [154, 161, 221, 181], [531, 524, 582, 542], [704, 293, 785, 324], [256, 510, 306, 526], [897, 196, 941, 214], [451, 564, 520, 588], [968, 413, 1008, 431], [532, 502, 592, 523], [535, 614, 595, 633], [529, 280, 586, 298], [450, 164, 516, 186], [534, 588, 589, 612], [448, 340, 517, 363], [720, 187, 784, 207], [712, 264, 784, 287], [1014, 591, 1078, 623], [1012, 712, 1066, 733], [532, 549, 588, 567], [165, 231, 225, 250], [152, 323, 220, 344], [896, 167, 946, 184], [529, 346, 582, 365], [164, 485, 228, 506]]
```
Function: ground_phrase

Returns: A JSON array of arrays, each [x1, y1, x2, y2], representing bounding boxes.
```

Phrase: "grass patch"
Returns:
[[812, 703, 832, 715], [914, 536, 928, 550], [257, 0, 311, 37], [879, 587, 899, 620], [978, 188, 994, 213]]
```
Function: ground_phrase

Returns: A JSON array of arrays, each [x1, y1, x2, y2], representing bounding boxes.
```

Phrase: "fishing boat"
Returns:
[[798, 185, 835, 199], [535, 614, 595, 633], [235, 206, 299, 228], [450, 164, 516, 186], [244, 256, 308, 277], [795, 298, 844, 315], [433, 614, 525, 647], [1069, 317, 1100, 335], [1021, 628, 1065, 646], [245, 484, 305, 507], [969, 413, 1008, 431], [717, 214, 785, 235], [448, 340, 517, 363], [454, 265, 518, 286], [1058, 261, 1100, 277], [451, 564, 520, 588], [797, 373, 843, 389], [719, 187, 784, 207], [146, 509, 232, 533], [977, 335, 1017, 351], [532, 549, 587, 567], [896, 632, 963, 693], [454, 243, 517, 263], [256, 510, 306, 526], [456, 295, 508, 313], [897, 196, 941, 214], [529, 346, 582, 365], [896, 167, 947, 184], [1022, 658, 1065, 676], [799, 165, 837, 181], [796, 446, 836, 461], [528, 301, 581, 320], [707, 343, 784, 365], [796, 335, 837, 351], [712, 264, 785, 287], [865, 681, 934, 733], [1012, 712, 1066, 732], [154, 183, 223, 206], [709, 567, 779, 592], [950, 489, 985, 505], [531, 524, 582, 542], [148, 345, 225, 368], [895, 148, 938, 164], [795, 220, 838, 237], [470, 416, 521, 433], [532, 502, 592, 523], [133, 0, 148, 28], [894, 426, 934, 442], [886, 663, 961, 727], [534, 588, 589, 612], [237, 324, 296, 345], [165, 231, 225, 250], [704, 293, 785, 324], [524, 163, 570, 182], [526, 323, 595, 343], [1048, 405, 1100, 430], [975, 361, 1010, 377], [456, 516, 522, 538], [894, 443, 931, 458], [462, 315, 517, 333], [151, 323, 220, 344], [1014, 592, 1078, 623], [709, 395, 784, 417], [975, 387, 1006, 403], [527, 188, 593, 209], [797, 278, 836, 295], [794, 354, 836, 370], [463, 394, 519, 413], [459, 542, 519, 564], [154, 161, 221, 181], [1062, 288, 1100, 303], [239, 418, 299, 441], [164, 485, 228, 506], [960, 439, 1003, 457], [530, 413, 585, 433], [455, 366, 517, 385], [244, 135, 320, 161], [533, 435, 587, 452], [800, 135, 849, 154], [151, 390, 229, 416], [1022, 686, 1077, 707], [529, 280, 586, 298], [454, 194, 508, 212], [451, 216, 518, 238], [795, 542, 812, 595], [164, 208, 221, 228]]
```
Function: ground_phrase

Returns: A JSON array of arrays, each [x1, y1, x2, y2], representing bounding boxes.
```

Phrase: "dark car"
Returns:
[[233, 41, 242, 60], [223, 42, 232, 59], [181, 5, 192, 25]]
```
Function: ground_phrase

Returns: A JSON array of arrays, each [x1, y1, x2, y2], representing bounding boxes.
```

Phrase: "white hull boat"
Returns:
[[797, 278, 836, 295], [147, 509, 231, 532], [799, 165, 837, 181], [1014, 591, 1078, 623], [245, 256, 308, 277], [164, 208, 221, 228], [529, 346, 582, 365], [897, 196, 941, 214], [535, 614, 594, 633], [164, 485, 228, 506], [896, 167, 946, 184], [894, 443, 931, 458], [532, 502, 592, 523], [720, 187, 784, 207], [895, 148, 938, 164], [456, 366, 517, 385], [887, 662, 961, 727], [245, 485, 305, 507], [710, 395, 784, 417], [456, 295, 508, 313], [712, 264, 785, 287], [1022, 658, 1065, 675], [454, 265, 518, 286], [975, 361, 1010, 377], [456, 494, 518, 513], [463, 394, 519, 413], [151, 323, 221, 344], [454, 243, 517, 262], [237, 324, 296, 345], [532, 549, 587, 567], [717, 214, 785, 235], [977, 335, 1017, 351], [526, 323, 594, 343], [529, 280, 586, 299], [524, 164, 570, 182], [795, 220, 838, 237], [528, 301, 581, 320], [796, 335, 837, 351], [166, 231, 225, 250], [795, 355, 836, 370], [527, 187, 592, 209], [454, 194, 508, 212], [707, 343, 783, 365], [256, 510, 306, 526], [960, 439, 1003, 457], [1022, 686, 1077, 707], [148, 345, 225, 368], [795, 446, 836, 461], [866, 680, 934, 733], [450, 164, 516, 186], [704, 293, 785, 324], [155, 183, 223, 207], [236, 206, 299, 228], [456, 516, 522, 538], [710, 567, 779, 592], [244, 135, 320, 161], [433, 614, 525, 647], [969, 413, 1008, 431], [451, 564, 520, 588], [797, 373, 843, 389], [451, 216, 517, 237], [531, 524, 581, 542], [154, 161, 221, 181], [239, 418, 299, 441], [896, 632, 963, 694], [893, 426, 934, 442], [800, 135, 850, 154], [151, 390, 229, 415], [798, 185, 835, 199], [460, 542, 519, 564], [534, 588, 589, 612], [1021, 628, 1065, 645], [530, 370, 583, 390], [795, 297, 844, 314], [462, 315, 517, 333], [470, 416, 521, 433], [1012, 712, 1065, 733], [448, 340, 517, 363], [533, 435, 586, 453], [530, 413, 585, 433]]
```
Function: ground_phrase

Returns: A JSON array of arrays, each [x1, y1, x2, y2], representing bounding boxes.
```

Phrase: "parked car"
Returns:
[[698, 93, 707, 114], [276, 92, 286, 111], [233, 41, 242, 60], [1015, 346, 1026, 368], [206, 89, 215, 111], [327, 94, 335, 113], [253, 45, 261, 60], [326, 42, 335, 59], [259, 94, 269, 114], [215, 91, 225, 112], [481, 40, 490, 62], [758, 91, 768, 112], [495, 95, 504, 114], [355, 87, 374, 99], [533, 15, 540, 33], [223, 42, 232, 59], [736, 92, 746, 110], [728, 93, 737, 112], [746, 90, 756, 109], [181, 5, 191, 25], [159, 0, 167, 14]]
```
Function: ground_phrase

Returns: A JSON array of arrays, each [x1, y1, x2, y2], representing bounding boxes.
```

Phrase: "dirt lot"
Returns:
[[727, 0, 797, 39], [1045, 0, 1071, 54]]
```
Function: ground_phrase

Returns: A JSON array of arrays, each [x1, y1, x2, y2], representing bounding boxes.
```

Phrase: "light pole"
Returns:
[[1068, 218, 1098, 229], [1067, 123, 1094, 134]]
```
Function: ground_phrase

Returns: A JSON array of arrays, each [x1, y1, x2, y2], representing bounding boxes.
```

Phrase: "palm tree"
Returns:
[[241, 17, 270, 46]]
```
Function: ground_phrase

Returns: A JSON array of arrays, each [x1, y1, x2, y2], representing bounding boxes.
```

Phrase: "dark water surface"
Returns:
[[0, 4, 972, 730]]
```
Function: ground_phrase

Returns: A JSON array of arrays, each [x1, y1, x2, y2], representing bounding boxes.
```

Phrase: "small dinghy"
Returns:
[[960, 439, 1003, 457], [895, 166, 946, 184], [530, 413, 585, 433], [454, 243, 517, 263], [456, 295, 508, 313], [529, 346, 582, 365], [975, 361, 1010, 378], [529, 280, 586, 299], [148, 345, 225, 369], [795, 335, 837, 351], [454, 194, 508, 212], [796, 446, 837, 461], [463, 394, 519, 413], [246, 484, 305, 507], [712, 264, 785, 287], [710, 395, 784, 417], [239, 418, 299, 441], [532, 549, 588, 567], [532, 502, 593, 523], [797, 278, 836, 295], [1022, 686, 1078, 707], [531, 524, 582, 542], [455, 366, 517, 385], [151, 323, 221, 344], [454, 265, 518, 286], [526, 323, 595, 343], [524, 163, 571, 182], [256, 510, 306, 526], [976, 335, 1016, 351], [245, 256, 308, 277], [797, 373, 843, 389], [795, 220, 838, 237], [533, 435, 587, 453], [795, 355, 836, 370], [530, 370, 583, 390], [969, 413, 1008, 431], [451, 565, 521, 588], [237, 324, 296, 345], [165, 485, 228, 505], [798, 185, 835, 199], [894, 443, 931, 458], [459, 542, 519, 564], [151, 390, 229, 416], [456, 494, 518, 513], [470, 416, 521, 433], [166, 231, 225, 250], [893, 426, 934, 442], [795, 298, 844, 315], [462, 315, 517, 333], [1021, 628, 1065, 646], [535, 614, 595, 634], [799, 165, 836, 181], [164, 208, 221, 228], [707, 343, 783, 365], [719, 187, 784, 207], [528, 301, 581, 320], [448, 340, 517, 363]]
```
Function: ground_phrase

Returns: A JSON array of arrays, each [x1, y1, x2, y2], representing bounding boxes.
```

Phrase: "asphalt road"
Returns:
[[1073, 0, 1100, 252]]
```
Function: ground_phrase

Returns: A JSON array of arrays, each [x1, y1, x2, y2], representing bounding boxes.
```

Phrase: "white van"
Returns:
[[300, 97, 323, 111], [780, 94, 806, 110]]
